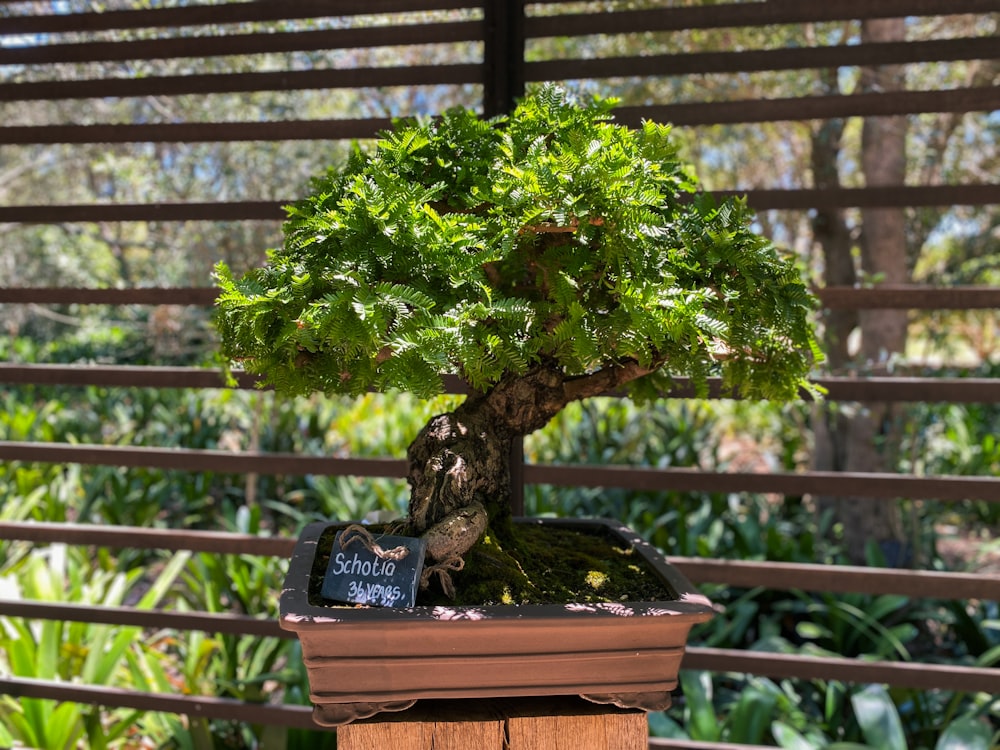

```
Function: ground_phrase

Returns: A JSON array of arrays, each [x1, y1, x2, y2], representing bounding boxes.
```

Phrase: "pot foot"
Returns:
[[580, 691, 673, 712], [313, 699, 418, 727]]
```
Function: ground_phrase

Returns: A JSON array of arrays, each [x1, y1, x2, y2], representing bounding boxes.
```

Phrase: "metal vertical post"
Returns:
[[483, 0, 527, 515], [482, 0, 526, 118]]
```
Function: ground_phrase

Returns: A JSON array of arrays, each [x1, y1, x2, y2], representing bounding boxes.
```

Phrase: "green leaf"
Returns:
[[851, 685, 907, 750], [935, 716, 995, 750], [772, 721, 817, 750], [725, 685, 778, 744], [680, 670, 719, 742]]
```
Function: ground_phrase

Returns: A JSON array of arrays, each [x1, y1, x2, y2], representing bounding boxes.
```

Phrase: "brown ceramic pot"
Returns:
[[279, 517, 713, 726]]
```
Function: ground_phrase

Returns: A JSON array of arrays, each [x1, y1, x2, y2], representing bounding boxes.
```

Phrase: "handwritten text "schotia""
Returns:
[[329, 551, 397, 578]]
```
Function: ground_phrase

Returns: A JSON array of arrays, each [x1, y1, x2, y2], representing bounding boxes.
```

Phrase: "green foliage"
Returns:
[[216, 85, 820, 401], [655, 676, 999, 750], [3, 374, 999, 747], [0, 544, 188, 749], [898, 362, 1000, 529]]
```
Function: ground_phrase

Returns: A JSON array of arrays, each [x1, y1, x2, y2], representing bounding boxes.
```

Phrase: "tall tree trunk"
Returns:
[[809, 77, 855, 516], [859, 18, 910, 362], [813, 19, 909, 565]]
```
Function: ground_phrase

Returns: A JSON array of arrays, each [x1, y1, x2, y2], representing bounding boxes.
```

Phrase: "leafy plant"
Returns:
[[215, 84, 822, 597], [0, 544, 189, 749], [217, 86, 820, 402], [657, 677, 999, 750]]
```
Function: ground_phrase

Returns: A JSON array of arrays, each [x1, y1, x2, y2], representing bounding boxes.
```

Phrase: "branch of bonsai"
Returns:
[[519, 216, 605, 234], [562, 358, 665, 403]]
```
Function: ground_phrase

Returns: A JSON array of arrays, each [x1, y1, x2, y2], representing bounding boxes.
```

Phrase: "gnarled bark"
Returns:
[[404, 359, 662, 590]]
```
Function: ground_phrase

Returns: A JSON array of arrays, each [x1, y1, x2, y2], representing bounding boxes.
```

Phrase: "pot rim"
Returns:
[[280, 517, 715, 628]]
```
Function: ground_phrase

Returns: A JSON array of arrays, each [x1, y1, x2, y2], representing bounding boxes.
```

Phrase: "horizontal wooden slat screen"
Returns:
[[0, 21, 484, 66], [3, 440, 999, 501], [5, 664, 992, 749], [1, 522, 997, 600], [2, 0, 998, 741], [0, 642, 994, 700], [3, 364, 1000, 402], [1, 187, 998, 222], [651, 741, 770, 750], [0, 64, 483, 101], [0, 1, 480, 35], [527, 36, 1000, 79], [2, 523, 997, 697], [611, 88, 1000, 126], [6, 284, 1000, 309], [0, 522, 296, 556], [682, 649, 1000, 695], [0, 600, 288, 640], [524, 0, 1000, 36], [0, 121, 390, 146], [0, 676, 317, 728]]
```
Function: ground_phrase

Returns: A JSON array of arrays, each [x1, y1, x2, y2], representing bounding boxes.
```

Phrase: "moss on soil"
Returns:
[[308, 522, 674, 608]]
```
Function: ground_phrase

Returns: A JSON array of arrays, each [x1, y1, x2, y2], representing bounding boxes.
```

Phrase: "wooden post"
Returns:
[[337, 697, 647, 750]]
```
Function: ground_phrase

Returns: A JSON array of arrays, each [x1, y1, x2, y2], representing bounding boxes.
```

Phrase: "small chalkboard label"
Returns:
[[321, 530, 426, 608]]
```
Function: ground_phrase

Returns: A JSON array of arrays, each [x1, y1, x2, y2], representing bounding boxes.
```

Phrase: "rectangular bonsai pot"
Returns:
[[279, 517, 714, 726]]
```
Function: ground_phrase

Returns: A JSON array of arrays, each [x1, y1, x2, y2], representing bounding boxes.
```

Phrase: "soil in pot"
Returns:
[[307, 520, 676, 608]]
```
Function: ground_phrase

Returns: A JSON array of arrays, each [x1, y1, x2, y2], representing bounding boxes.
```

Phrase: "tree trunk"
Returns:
[[813, 18, 909, 566], [403, 359, 661, 594], [809, 68, 856, 368], [406, 363, 569, 541], [859, 17, 910, 364]]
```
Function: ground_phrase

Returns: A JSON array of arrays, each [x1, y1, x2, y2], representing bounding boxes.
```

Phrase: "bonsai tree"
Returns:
[[215, 85, 821, 599]]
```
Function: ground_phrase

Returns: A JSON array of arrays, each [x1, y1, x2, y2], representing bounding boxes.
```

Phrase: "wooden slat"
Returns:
[[0, 287, 222, 305], [2, 364, 999, 404], [650, 740, 769, 750], [682, 648, 1000, 694], [2, 83, 994, 128], [2, 442, 997, 502], [0, 64, 480, 102], [525, 0, 1000, 38], [0, 676, 317, 728], [2, 0, 980, 38], [669, 557, 1000, 601], [0, 364, 471, 396], [524, 464, 1000, 503], [0, 186, 995, 225], [528, 37, 1000, 80], [0, 120, 389, 146], [0, 650, 995, 711], [0, 364, 260, 390], [814, 376, 1000, 404], [0, 201, 284, 222], [0, 521, 297, 556], [818, 285, 1000, 310], [727, 185, 1000, 210], [0, 0, 479, 35], [4, 284, 1000, 309], [613, 87, 1000, 126], [1, 521, 991, 601], [0, 600, 291, 639], [0, 20, 482, 66], [0, 441, 408, 479]]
